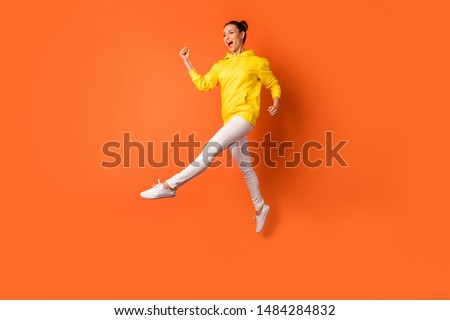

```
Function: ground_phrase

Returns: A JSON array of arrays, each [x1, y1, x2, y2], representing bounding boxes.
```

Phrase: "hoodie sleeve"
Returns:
[[258, 58, 281, 99], [188, 62, 219, 92]]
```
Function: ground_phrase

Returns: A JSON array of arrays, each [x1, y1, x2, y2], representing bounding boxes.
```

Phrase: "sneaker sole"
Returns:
[[140, 192, 176, 200], [257, 204, 270, 234]]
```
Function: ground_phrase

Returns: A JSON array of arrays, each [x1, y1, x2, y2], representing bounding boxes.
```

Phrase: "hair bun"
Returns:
[[240, 20, 248, 31]]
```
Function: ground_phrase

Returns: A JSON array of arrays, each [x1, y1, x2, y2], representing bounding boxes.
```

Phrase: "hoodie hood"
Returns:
[[224, 50, 256, 59]]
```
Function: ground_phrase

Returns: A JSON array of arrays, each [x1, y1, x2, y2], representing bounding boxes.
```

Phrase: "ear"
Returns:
[[241, 31, 245, 39]]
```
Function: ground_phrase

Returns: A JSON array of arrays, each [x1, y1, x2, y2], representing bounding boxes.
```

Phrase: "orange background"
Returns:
[[1, 0, 449, 299]]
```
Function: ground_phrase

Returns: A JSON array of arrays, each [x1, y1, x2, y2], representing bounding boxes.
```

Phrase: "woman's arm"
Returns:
[[179, 46, 194, 72], [268, 97, 280, 116], [259, 58, 281, 116], [179, 46, 219, 92]]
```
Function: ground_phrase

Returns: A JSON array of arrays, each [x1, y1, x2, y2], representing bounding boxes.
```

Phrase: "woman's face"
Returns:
[[223, 24, 245, 53]]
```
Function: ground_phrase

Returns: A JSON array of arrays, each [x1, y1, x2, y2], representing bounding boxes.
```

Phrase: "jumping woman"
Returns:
[[140, 20, 281, 234]]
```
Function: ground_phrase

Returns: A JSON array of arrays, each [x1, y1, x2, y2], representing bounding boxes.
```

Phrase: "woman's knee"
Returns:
[[239, 164, 255, 176], [204, 141, 223, 157]]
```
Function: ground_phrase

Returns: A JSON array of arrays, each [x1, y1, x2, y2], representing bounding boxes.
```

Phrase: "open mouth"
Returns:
[[227, 41, 234, 48]]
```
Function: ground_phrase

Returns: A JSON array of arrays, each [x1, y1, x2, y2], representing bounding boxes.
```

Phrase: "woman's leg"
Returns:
[[229, 136, 270, 233], [165, 116, 253, 190], [228, 136, 265, 213]]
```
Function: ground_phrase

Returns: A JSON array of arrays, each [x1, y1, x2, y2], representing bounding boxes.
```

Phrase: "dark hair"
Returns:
[[224, 20, 249, 44]]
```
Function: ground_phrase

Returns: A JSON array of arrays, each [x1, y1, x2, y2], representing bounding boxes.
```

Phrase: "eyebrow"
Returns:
[[223, 29, 236, 35]]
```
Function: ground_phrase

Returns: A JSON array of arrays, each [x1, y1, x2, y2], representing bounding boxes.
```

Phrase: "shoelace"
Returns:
[[254, 208, 264, 220], [152, 178, 162, 188]]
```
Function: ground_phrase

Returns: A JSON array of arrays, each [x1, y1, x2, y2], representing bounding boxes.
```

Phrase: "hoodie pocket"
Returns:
[[242, 91, 248, 104], [244, 92, 255, 110]]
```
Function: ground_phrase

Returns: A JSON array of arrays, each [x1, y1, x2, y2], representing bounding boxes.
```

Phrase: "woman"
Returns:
[[140, 20, 281, 234]]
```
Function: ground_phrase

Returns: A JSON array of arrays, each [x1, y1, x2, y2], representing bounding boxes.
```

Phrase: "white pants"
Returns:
[[166, 116, 264, 212]]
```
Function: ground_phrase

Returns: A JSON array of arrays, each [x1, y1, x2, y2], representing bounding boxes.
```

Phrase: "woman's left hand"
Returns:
[[267, 98, 280, 116]]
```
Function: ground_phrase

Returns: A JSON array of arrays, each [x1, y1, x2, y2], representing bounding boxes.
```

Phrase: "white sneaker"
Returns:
[[140, 179, 176, 199], [255, 204, 270, 234]]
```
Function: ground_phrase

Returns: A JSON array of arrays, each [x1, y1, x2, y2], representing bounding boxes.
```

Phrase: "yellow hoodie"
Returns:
[[188, 50, 281, 127]]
